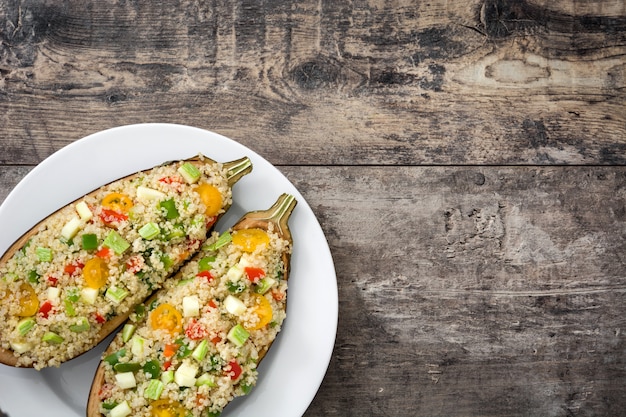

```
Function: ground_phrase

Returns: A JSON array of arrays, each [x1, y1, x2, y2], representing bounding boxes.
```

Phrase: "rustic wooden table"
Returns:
[[1, 1, 625, 416]]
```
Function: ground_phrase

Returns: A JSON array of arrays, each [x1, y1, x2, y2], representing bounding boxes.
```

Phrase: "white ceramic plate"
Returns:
[[0, 124, 337, 417]]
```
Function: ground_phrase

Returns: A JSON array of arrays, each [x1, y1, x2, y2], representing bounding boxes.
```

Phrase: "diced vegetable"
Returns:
[[138, 222, 160, 240], [159, 198, 180, 220], [95, 312, 106, 324], [105, 286, 129, 304], [163, 343, 180, 358], [66, 287, 80, 302], [114, 362, 141, 373], [104, 348, 126, 366], [161, 370, 174, 384], [27, 270, 39, 283], [224, 295, 246, 316], [143, 359, 161, 379], [16, 317, 36, 336], [196, 270, 213, 283], [178, 162, 201, 184], [160, 254, 174, 270], [136, 186, 166, 201], [9, 339, 33, 353], [80, 287, 99, 304], [36, 247, 53, 262], [75, 201, 93, 221], [162, 223, 185, 241], [103, 231, 130, 255], [81, 233, 98, 250], [47, 286, 61, 301], [182, 295, 200, 317], [101, 401, 119, 410], [244, 266, 266, 283], [174, 360, 198, 387], [198, 256, 216, 271], [99, 209, 129, 227], [184, 319, 208, 340], [204, 232, 232, 251], [42, 331, 64, 344], [226, 265, 244, 282], [226, 280, 246, 294], [115, 372, 137, 389], [176, 341, 193, 359], [64, 299, 76, 317], [254, 277, 276, 294], [195, 372, 216, 387], [109, 401, 132, 417], [131, 335, 145, 357], [96, 247, 111, 259], [122, 324, 136, 342], [38, 300, 53, 319], [61, 217, 82, 240], [69, 316, 90, 332], [191, 339, 209, 362], [144, 379, 165, 400], [227, 324, 250, 347], [241, 383, 254, 395], [2, 272, 18, 282], [225, 359, 243, 380]]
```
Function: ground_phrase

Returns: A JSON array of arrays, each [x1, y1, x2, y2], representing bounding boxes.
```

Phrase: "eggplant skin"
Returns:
[[0, 155, 251, 369], [87, 194, 296, 417]]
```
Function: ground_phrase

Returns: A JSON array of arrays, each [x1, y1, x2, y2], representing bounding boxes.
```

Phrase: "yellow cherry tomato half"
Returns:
[[150, 399, 187, 417], [247, 294, 273, 331], [83, 257, 109, 289], [232, 229, 270, 253], [16, 283, 39, 317], [195, 183, 222, 217], [150, 303, 183, 335], [101, 193, 134, 213]]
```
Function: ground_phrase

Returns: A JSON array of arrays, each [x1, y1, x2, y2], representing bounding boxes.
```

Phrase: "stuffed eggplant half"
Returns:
[[0, 155, 252, 369], [87, 193, 296, 417]]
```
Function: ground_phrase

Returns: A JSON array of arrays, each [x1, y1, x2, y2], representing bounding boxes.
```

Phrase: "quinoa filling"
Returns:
[[0, 158, 233, 369], [96, 224, 290, 417]]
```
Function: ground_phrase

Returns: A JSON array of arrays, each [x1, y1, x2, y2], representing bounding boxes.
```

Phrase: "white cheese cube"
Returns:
[[226, 265, 244, 282], [182, 295, 200, 317], [61, 217, 82, 240], [174, 360, 198, 387], [115, 372, 136, 389], [47, 287, 61, 302], [224, 295, 246, 316], [109, 401, 132, 417], [131, 335, 145, 358], [75, 201, 93, 221], [136, 186, 166, 202], [80, 287, 99, 305], [9, 340, 33, 354]]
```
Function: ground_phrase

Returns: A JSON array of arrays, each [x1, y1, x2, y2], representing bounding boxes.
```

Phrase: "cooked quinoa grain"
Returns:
[[95, 223, 291, 417], [0, 157, 240, 369]]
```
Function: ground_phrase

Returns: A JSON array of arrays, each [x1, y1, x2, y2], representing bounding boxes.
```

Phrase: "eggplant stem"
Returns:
[[224, 157, 253, 186], [241, 193, 297, 240]]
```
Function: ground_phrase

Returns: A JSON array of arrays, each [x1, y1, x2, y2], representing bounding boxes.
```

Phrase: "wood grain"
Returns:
[[278, 165, 626, 417], [0, 0, 625, 416], [0, 0, 624, 166]]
